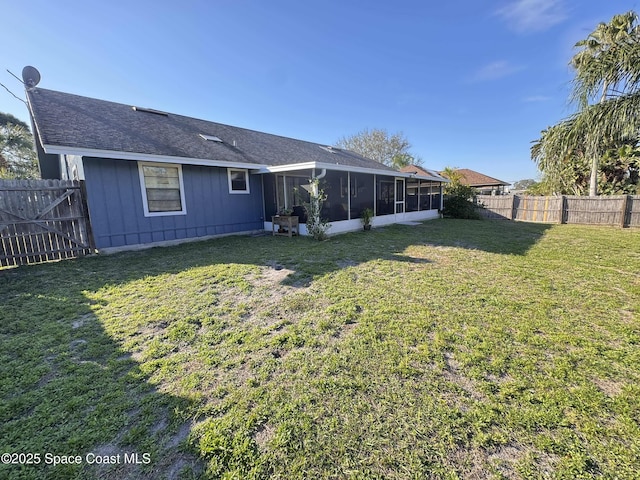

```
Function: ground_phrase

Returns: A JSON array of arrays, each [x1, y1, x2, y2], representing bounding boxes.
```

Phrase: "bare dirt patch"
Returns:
[[442, 351, 485, 402], [489, 443, 557, 478], [240, 263, 309, 328], [592, 377, 625, 397], [447, 446, 492, 479], [88, 414, 203, 480], [254, 423, 275, 452], [72, 313, 94, 329]]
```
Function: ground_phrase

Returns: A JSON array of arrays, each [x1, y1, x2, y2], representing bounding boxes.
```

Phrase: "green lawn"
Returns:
[[1, 219, 639, 479]]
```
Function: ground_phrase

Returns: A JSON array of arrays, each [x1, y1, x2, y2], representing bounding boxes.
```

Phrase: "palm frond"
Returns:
[[570, 11, 640, 106]]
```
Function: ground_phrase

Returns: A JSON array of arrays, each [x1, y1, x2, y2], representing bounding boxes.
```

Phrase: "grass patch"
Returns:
[[1, 219, 639, 479]]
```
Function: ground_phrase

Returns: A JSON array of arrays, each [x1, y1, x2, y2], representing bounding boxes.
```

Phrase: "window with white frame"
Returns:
[[227, 168, 250, 194], [138, 162, 186, 216]]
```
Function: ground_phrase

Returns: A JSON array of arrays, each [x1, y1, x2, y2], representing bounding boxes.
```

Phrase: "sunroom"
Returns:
[[260, 163, 446, 235]]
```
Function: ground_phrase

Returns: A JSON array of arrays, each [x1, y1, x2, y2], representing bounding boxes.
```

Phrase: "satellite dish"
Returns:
[[22, 66, 41, 88]]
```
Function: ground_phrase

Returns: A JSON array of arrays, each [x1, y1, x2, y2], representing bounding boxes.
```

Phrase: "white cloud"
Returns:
[[523, 95, 551, 102], [471, 60, 524, 82], [496, 0, 568, 33]]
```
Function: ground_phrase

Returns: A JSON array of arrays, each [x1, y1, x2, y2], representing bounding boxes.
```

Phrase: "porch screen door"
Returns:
[[395, 178, 405, 214]]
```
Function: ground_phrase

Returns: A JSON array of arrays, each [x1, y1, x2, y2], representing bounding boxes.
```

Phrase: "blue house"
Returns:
[[27, 87, 447, 252]]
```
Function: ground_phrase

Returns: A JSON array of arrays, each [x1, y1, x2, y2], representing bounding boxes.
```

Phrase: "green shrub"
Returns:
[[441, 167, 483, 219], [442, 194, 482, 219], [304, 178, 331, 240]]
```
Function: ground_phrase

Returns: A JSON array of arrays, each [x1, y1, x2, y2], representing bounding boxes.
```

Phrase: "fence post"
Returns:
[[79, 180, 97, 251], [620, 195, 630, 228], [509, 195, 516, 220], [559, 195, 566, 224]]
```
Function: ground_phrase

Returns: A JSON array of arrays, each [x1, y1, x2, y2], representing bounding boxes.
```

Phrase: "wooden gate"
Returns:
[[0, 179, 94, 267]]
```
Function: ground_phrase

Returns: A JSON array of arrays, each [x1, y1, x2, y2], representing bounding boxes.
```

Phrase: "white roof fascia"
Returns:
[[313, 162, 394, 176], [259, 161, 448, 181], [312, 162, 449, 182], [399, 171, 450, 182], [258, 162, 317, 173], [260, 162, 400, 177], [42, 145, 265, 170]]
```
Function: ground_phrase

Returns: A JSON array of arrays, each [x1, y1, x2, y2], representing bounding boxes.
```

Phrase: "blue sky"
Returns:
[[1, 0, 637, 183]]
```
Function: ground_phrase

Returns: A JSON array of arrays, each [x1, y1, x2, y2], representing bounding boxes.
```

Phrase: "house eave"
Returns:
[[469, 182, 510, 187], [398, 171, 450, 183], [258, 162, 317, 174], [41, 144, 266, 170], [41, 144, 449, 182], [259, 161, 448, 182]]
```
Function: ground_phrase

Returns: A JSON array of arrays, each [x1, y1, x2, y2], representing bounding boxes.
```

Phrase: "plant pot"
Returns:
[[363, 225, 371, 231]]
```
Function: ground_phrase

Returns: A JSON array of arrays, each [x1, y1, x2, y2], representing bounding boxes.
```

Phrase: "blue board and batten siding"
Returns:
[[83, 157, 264, 249]]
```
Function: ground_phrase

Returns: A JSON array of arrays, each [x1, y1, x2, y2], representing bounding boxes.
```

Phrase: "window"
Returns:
[[406, 178, 419, 212], [419, 181, 432, 211], [350, 173, 374, 219], [138, 162, 186, 216], [227, 168, 250, 194], [274, 173, 311, 221], [323, 170, 348, 221], [376, 175, 395, 216]]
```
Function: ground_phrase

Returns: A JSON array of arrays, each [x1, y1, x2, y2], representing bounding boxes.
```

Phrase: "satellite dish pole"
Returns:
[[21, 66, 41, 90]]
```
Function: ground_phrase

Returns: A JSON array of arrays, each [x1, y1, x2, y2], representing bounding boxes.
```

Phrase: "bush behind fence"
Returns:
[[475, 194, 640, 228]]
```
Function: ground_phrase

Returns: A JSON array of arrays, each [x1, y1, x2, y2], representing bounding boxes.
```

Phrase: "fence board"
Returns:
[[514, 196, 562, 223], [628, 196, 640, 227], [476, 195, 514, 220], [475, 194, 639, 228], [0, 179, 94, 267], [564, 196, 625, 225]]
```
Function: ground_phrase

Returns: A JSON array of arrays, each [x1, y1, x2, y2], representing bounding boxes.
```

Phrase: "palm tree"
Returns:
[[532, 11, 640, 196], [531, 120, 589, 195], [572, 11, 640, 196], [571, 11, 640, 106]]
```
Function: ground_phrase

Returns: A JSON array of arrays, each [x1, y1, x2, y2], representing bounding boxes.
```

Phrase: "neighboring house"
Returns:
[[399, 165, 450, 211], [438, 168, 510, 195], [27, 87, 447, 252]]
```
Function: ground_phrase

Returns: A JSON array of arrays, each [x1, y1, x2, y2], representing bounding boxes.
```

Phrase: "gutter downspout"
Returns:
[[311, 168, 327, 196], [314, 168, 327, 180]]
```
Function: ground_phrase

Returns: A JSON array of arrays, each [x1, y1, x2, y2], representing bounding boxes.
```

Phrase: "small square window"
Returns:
[[228, 168, 250, 194]]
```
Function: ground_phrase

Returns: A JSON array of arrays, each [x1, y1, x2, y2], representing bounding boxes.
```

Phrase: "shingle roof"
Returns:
[[27, 88, 397, 173], [440, 168, 509, 187], [399, 165, 448, 181]]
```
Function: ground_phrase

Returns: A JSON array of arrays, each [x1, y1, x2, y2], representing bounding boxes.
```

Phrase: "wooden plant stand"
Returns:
[[272, 215, 299, 237]]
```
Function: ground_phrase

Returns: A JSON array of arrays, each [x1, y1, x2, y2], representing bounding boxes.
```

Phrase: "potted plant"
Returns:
[[361, 208, 373, 231]]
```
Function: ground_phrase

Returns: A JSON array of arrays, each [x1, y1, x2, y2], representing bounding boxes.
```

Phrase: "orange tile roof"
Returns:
[[440, 168, 509, 187]]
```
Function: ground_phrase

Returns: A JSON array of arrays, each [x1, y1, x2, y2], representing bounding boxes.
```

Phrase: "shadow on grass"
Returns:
[[272, 219, 553, 286], [15, 219, 549, 289], [417, 218, 553, 256], [0, 218, 552, 478], [0, 270, 203, 480]]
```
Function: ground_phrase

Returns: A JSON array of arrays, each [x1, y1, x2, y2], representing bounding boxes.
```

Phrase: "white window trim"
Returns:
[[138, 162, 187, 217], [227, 168, 250, 194]]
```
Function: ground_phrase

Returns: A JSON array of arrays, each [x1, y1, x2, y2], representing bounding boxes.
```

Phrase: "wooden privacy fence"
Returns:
[[0, 179, 94, 267], [475, 194, 640, 227]]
